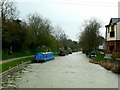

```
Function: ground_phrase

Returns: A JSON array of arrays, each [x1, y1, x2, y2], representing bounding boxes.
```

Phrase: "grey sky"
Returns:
[[16, 0, 119, 41]]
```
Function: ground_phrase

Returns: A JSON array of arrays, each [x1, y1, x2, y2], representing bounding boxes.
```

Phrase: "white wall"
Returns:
[[106, 25, 117, 41], [117, 22, 120, 40], [106, 21, 120, 41]]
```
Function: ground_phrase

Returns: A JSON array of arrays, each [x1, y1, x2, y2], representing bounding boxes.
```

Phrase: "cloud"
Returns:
[[16, 0, 119, 41]]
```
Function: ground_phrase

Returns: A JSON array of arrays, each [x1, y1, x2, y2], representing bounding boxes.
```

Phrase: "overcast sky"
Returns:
[[16, 0, 119, 41]]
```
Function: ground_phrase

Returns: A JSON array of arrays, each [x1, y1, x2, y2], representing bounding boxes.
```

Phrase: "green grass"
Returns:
[[2, 51, 35, 60], [107, 57, 117, 62], [2, 48, 58, 60], [1, 48, 58, 73], [0, 53, 2, 58], [0, 57, 34, 73], [95, 52, 105, 61], [94, 52, 118, 62]]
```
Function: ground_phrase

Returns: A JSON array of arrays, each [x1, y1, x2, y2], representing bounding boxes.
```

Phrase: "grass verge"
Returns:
[[94, 52, 117, 62], [0, 57, 34, 73], [95, 52, 105, 61], [2, 51, 35, 60], [2, 49, 58, 60]]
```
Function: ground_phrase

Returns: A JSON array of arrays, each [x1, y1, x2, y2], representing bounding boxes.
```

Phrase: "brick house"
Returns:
[[105, 18, 120, 58]]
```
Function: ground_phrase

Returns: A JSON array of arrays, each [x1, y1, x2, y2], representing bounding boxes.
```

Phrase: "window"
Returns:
[[108, 27, 110, 33], [111, 25, 114, 32], [110, 26, 115, 37], [110, 31, 115, 37]]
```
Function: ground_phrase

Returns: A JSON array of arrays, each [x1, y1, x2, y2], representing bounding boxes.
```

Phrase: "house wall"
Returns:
[[106, 40, 120, 52], [106, 41, 115, 53], [116, 22, 120, 40], [116, 40, 120, 52], [106, 25, 117, 41], [106, 21, 120, 41], [112, 40, 120, 58], [112, 52, 120, 58], [106, 20, 120, 57]]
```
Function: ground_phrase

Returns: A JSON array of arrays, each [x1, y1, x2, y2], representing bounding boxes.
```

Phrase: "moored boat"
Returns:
[[34, 52, 54, 62]]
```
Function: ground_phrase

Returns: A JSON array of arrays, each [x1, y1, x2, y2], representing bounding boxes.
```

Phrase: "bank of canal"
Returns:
[[1, 52, 119, 88]]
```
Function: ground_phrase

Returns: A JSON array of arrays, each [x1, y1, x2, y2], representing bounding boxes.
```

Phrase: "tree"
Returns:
[[2, 19, 26, 51], [59, 34, 68, 49], [79, 18, 102, 53], [1, 0, 19, 21], [53, 25, 64, 41], [1, 0, 23, 53], [54, 26, 69, 49], [26, 13, 57, 50]]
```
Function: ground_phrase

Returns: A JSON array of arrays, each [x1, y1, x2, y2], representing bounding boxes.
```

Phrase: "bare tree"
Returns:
[[0, 0, 19, 21], [53, 25, 67, 51], [79, 18, 102, 53]]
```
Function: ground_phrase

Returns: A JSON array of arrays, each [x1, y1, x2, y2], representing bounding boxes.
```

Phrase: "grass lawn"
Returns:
[[0, 57, 34, 73], [95, 52, 105, 61], [0, 53, 2, 58], [2, 51, 35, 60], [94, 52, 117, 62], [2, 48, 58, 60]]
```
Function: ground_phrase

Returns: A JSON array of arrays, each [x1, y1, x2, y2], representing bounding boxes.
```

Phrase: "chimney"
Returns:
[[118, 1, 120, 18]]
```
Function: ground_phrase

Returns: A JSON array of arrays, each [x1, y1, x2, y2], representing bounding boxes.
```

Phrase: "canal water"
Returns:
[[2, 52, 119, 88]]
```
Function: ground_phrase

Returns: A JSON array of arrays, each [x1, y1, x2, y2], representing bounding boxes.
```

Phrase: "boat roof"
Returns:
[[42, 52, 53, 54]]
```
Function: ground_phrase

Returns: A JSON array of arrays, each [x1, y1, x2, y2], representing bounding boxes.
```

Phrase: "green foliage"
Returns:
[[2, 20, 26, 51], [95, 52, 117, 62], [23, 13, 57, 51], [95, 52, 105, 61], [2, 13, 58, 55], [2, 50, 34, 60], [2, 0, 80, 59], [79, 18, 102, 52]]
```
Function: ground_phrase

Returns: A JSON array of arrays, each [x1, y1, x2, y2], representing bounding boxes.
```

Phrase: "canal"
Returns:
[[2, 52, 119, 88]]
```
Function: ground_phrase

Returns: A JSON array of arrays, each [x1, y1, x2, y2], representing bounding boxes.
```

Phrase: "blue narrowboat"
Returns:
[[34, 52, 54, 62]]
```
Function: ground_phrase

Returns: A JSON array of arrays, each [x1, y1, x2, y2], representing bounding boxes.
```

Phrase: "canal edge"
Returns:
[[0, 61, 31, 80]]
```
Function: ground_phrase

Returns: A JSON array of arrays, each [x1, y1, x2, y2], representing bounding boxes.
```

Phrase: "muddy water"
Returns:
[[2, 52, 119, 88]]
